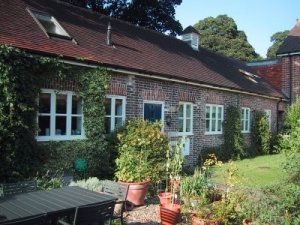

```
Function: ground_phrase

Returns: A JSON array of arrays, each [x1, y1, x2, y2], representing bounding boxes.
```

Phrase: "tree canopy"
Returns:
[[62, 0, 183, 36], [266, 30, 289, 59], [194, 15, 261, 62]]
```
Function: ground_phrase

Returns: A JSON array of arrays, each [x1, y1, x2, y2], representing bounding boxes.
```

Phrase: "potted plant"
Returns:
[[115, 118, 168, 206], [159, 137, 184, 225]]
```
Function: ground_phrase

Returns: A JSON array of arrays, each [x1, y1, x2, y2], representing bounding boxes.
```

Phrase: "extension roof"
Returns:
[[277, 20, 300, 55], [0, 0, 284, 99]]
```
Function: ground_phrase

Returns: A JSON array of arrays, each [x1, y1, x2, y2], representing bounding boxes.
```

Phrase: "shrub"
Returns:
[[115, 118, 169, 182], [36, 171, 63, 191], [69, 177, 103, 192], [251, 111, 271, 155], [223, 106, 244, 160], [283, 97, 300, 131]]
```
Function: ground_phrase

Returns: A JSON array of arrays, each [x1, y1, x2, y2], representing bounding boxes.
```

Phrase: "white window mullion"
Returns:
[[110, 98, 116, 132]]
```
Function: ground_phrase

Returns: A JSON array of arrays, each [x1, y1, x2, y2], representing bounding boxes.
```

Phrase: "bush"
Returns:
[[69, 177, 103, 192], [223, 106, 244, 159], [36, 171, 63, 191], [283, 98, 300, 131], [115, 118, 169, 182], [251, 111, 271, 155]]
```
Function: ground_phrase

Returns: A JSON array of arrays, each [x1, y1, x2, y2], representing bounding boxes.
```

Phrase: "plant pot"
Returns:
[[160, 203, 180, 225], [119, 180, 150, 206], [192, 215, 218, 225], [158, 192, 172, 205]]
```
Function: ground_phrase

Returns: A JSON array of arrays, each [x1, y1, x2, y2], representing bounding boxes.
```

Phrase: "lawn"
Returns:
[[210, 153, 288, 188]]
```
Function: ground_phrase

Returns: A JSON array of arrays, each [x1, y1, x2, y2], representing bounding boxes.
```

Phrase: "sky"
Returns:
[[175, 0, 300, 58]]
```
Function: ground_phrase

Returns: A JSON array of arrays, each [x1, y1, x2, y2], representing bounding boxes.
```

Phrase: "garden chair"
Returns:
[[1, 214, 46, 225], [102, 180, 129, 225], [58, 201, 116, 225], [2, 180, 37, 197]]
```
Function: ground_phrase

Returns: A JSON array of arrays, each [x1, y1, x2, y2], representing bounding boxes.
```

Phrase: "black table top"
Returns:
[[0, 186, 116, 224]]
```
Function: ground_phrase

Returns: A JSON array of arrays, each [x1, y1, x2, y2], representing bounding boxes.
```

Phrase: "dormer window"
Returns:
[[29, 9, 72, 40]]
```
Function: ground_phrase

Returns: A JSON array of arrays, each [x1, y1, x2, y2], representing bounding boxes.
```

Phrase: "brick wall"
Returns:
[[109, 72, 279, 166], [253, 63, 282, 91], [281, 55, 300, 102]]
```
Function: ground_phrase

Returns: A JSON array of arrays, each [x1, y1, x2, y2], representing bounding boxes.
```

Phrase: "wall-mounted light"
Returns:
[[166, 115, 171, 126]]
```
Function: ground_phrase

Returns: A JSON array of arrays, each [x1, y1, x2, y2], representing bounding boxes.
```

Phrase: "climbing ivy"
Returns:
[[222, 105, 244, 160], [0, 45, 110, 181]]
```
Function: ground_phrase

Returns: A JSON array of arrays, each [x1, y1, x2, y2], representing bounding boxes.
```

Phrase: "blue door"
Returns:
[[144, 103, 162, 122]]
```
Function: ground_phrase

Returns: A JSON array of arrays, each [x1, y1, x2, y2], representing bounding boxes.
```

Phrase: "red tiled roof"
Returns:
[[0, 0, 284, 98], [277, 20, 300, 55]]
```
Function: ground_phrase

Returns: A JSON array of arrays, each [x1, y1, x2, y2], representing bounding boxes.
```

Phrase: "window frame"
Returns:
[[205, 104, 224, 135], [105, 95, 126, 133], [36, 89, 84, 142], [264, 109, 272, 129], [28, 9, 72, 40], [178, 102, 193, 135], [241, 107, 251, 133]]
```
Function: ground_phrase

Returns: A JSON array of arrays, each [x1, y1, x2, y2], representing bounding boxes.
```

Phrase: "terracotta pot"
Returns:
[[192, 215, 218, 225], [160, 203, 180, 225], [158, 192, 172, 205], [119, 180, 150, 206]]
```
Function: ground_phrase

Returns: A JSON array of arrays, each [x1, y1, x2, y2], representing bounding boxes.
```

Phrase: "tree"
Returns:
[[194, 15, 261, 61], [266, 30, 289, 58], [62, 0, 183, 36]]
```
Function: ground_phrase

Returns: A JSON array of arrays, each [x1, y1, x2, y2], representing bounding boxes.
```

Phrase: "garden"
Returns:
[[0, 46, 300, 224]]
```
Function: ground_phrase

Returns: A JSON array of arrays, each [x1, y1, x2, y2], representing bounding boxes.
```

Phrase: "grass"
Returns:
[[209, 153, 288, 188]]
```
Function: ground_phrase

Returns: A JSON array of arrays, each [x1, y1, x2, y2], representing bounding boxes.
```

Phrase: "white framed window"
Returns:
[[29, 9, 72, 40], [105, 95, 126, 133], [205, 104, 224, 134], [264, 109, 272, 129], [37, 89, 84, 141], [143, 101, 164, 125], [178, 102, 193, 134], [241, 107, 251, 133]]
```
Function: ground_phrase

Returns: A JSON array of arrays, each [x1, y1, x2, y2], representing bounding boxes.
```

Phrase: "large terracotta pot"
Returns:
[[160, 203, 181, 225], [157, 192, 172, 205], [119, 180, 150, 206]]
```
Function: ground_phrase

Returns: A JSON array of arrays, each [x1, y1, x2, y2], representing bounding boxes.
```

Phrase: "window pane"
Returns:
[[115, 99, 123, 116], [178, 105, 184, 117], [115, 117, 123, 129], [56, 94, 67, 114], [206, 119, 210, 132], [186, 104, 191, 117], [71, 116, 82, 135], [206, 106, 210, 119], [72, 96, 82, 114], [212, 119, 216, 132], [55, 116, 66, 135], [105, 98, 112, 116], [186, 119, 191, 132], [39, 93, 51, 113], [212, 107, 216, 119], [178, 119, 183, 132], [105, 117, 111, 134], [217, 107, 222, 119], [217, 120, 222, 132], [38, 116, 50, 136], [245, 121, 248, 131]]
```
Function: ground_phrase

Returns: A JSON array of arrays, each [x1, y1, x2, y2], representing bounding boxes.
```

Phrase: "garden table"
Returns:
[[0, 186, 116, 224]]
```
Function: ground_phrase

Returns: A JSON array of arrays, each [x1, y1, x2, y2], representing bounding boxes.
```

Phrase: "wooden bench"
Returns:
[[102, 180, 129, 225]]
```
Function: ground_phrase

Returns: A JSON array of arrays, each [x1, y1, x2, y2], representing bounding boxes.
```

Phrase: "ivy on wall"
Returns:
[[0, 45, 110, 182]]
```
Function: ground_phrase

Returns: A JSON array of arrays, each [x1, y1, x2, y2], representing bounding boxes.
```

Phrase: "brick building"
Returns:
[[0, 0, 289, 165]]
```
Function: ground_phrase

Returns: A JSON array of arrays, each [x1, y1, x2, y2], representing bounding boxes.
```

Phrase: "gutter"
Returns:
[[59, 58, 285, 101], [277, 52, 300, 57]]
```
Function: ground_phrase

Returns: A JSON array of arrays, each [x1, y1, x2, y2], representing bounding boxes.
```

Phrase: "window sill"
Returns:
[[242, 131, 250, 134], [204, 132, 223, 135], [36, 135, 86, 142]]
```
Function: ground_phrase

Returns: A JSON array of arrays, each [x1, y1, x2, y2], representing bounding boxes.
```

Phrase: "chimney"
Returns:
[[106, 22, 112, 46], [180, 26, 200, 51]]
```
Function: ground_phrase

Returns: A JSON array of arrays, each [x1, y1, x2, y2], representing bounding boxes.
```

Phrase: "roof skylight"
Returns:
[[29, 9, 72, 40]]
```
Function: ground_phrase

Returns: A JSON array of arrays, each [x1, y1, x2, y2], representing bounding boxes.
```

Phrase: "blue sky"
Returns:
[[175, 0, 300, 57]]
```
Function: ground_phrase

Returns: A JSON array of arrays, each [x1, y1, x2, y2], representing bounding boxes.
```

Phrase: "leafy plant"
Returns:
[[115, 119, 169, 182], [251, 110, 271, 155], [36, 170, 63, 190], [223, 106, 244, 159], [69, 177, 103, 192], [283, 97, 300, 131]]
